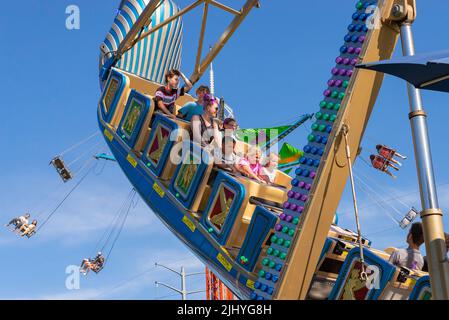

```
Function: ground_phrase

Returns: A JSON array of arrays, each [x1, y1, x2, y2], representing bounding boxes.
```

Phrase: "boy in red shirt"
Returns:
[[153, 69, 192, 119]]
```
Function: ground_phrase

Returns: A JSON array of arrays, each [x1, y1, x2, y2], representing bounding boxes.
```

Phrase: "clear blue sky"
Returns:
[[1, 0, 449, 300]]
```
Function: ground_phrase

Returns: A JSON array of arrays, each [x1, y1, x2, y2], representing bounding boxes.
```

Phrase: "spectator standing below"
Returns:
[[178, 85, 210, 121], [154, 69, 193, 119], [191, 94, 222, 150], [389, 222, 425, 270]]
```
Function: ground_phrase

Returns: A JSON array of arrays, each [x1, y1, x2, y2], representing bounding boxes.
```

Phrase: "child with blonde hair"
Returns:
[[237, 146, 266, 184], [260, 152, 279, 184]]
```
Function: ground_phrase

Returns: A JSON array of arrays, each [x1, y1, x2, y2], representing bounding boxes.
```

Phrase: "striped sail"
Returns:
[[100, 0, 183, 84]]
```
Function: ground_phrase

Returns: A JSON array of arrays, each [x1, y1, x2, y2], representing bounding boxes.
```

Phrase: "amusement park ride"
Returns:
[[94, 0, 449, 300]]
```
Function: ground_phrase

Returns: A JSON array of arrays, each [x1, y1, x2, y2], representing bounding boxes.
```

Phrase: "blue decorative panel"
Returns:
[[117, 90, 150, 148], [202, 171, 245, 246], [409, 275, 432, 300], [169, 141, 211, 209], [328, 247, 396, 300], [237, 206, 278, 272], [99, 69, 127, 123], [142, 113, 178, 177]]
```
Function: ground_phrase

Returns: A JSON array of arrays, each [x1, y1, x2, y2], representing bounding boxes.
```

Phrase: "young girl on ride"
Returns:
[[237, 146, 266, 184], [191, 94, 222, 150], [260, 152, 279, 184]]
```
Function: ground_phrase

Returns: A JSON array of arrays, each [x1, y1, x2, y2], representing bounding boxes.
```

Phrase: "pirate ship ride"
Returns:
[[97, 0, 449, 300]]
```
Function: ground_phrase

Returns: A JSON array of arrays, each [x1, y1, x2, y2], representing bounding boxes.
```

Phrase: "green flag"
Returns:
[[279, 142, 303, 165]]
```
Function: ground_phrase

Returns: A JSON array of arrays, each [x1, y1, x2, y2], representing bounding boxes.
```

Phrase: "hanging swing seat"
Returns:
[[50, 156, 73, 183]]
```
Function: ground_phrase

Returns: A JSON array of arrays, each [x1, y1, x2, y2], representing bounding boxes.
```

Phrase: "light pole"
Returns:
[[154, 263, 205, 300]]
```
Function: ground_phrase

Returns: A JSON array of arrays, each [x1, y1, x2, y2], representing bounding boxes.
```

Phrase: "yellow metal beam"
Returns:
[[273, 0, 408, 299]]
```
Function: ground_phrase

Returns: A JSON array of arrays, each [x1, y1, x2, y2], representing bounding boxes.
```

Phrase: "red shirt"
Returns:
[[371, 155, 387, 170], [378, 146, 395, 160]]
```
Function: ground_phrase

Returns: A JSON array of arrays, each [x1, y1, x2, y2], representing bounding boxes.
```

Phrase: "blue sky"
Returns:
[[1, 0, 449, 300]]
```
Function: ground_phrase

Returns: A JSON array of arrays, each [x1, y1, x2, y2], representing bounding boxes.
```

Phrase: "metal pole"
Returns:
[[400, 23, 449, 300], [155, 263, 205, 300], [181, 266, 187, 300]]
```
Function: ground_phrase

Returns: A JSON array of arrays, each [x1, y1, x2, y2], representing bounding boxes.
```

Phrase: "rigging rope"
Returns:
[[67, 139, 103, 169], [99, 189, 135, 253], [353, 174, 401, 226], [357, 157, 411, 209], [105, 189, 137, 261], [36, 158, 95, 232], [58, 131, 100, 157], [353, 172, 403, 218]]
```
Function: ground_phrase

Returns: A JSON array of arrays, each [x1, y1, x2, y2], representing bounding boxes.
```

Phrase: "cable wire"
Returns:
[[36, 158, 95, 233], [58, 131, 100, 157]]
